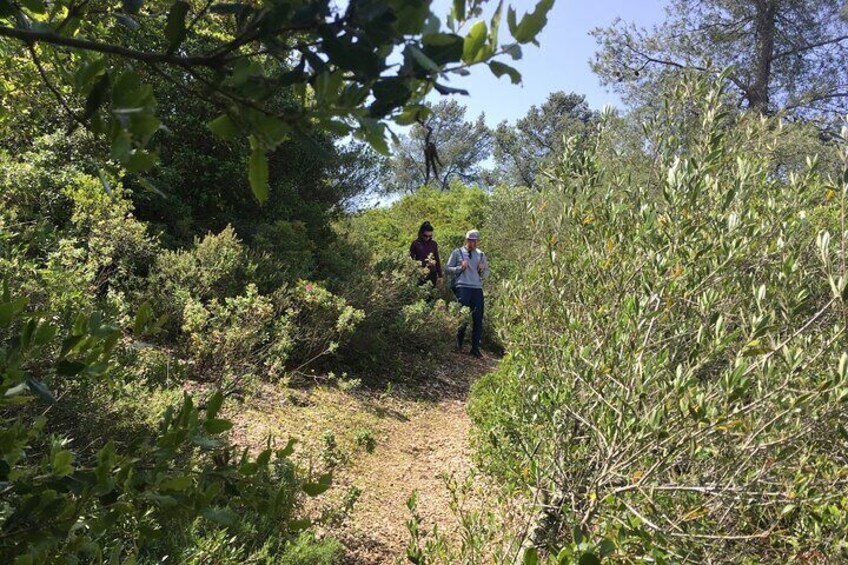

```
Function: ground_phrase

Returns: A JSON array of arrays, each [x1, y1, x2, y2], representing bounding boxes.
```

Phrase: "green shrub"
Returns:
[[0, 141, 157, 322], [285, 280, 365, 369], [182, 283, 291, 383], [0, 291, 334, 563], [470, 76, 848, 562], [153, 226, 254, 332], [252, 220, 317, 289]]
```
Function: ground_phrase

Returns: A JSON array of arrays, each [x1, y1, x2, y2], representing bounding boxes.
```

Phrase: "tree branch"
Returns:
[[26, 43, 86, 130], [771, 34, 848, 61], [0, 25, 226, 67]]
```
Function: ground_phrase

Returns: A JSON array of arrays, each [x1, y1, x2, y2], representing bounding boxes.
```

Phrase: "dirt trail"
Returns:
[[338, 352, 495, 563], [229, 351, 496, 564]]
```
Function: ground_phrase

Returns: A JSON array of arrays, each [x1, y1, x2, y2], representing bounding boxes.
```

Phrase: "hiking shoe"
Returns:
[[470, 350, 483, 359]]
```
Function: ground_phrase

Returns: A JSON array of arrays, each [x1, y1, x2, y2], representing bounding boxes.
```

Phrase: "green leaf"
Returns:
[[203, 418, 233, 434], [597, 538, 616, 557], [393, 0, 428, 34], [0, 297, 27, 326], [205, 390, 224, 420], [191, 435, 222, 449], [452, 0, 465, 21], [60, 334, 84, 357], [160, 475, 193, 491], [239, 461, 258, 476], [133, 302, 152, 335], [504, 43, 522, 60], [129, 113, 161, 143], [52, 449, 74, 476], [489, 60, 521, 84], [123, 0, 143, 14], [370, 78, 412, 117], [422, 33, 464, 65], [111, 71, 142, 109], [302, 472, 332, 496], [208, 114, 239, 140], [142, 493, 178, 507], [0, 0, 16, 18], [256, 449, 272, 467], [408, 45, 441, 74], [125, 150, 157, 173], [248, 142, 269, 204], [277, 438, 297, 458], [202, 507, 239, 527], [288, 518, 312, 532], [510, 0, 554, 44], [433, 82, 468, 96], [463, 21, 488, 63], [19, 0, 45, 14], [34, 321, 57, 346], [522, 547, 538, 565], [578, 553, 601, 565], [26, 378, 56, 403], [490, 0, 504, 47], [57, 359, 87, 376], [83, 73, 111, 120], [165, 1, 190, 52], [394, 104, 429, 126]]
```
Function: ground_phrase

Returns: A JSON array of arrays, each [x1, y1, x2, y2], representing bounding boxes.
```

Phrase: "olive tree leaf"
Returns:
[[248, 140, 269, 204], [463, 20, 488, 63], [489, 60, 522, 84], [165, 1, 191, 52]]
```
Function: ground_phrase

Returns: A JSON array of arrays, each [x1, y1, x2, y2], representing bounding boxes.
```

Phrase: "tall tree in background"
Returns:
[[491, 91, 598, 188], [591, 0, 848, 118], [386, 99, 492, 192]]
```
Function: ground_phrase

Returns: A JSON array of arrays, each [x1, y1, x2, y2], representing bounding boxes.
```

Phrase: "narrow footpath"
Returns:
[[229, 351, 497, 564]]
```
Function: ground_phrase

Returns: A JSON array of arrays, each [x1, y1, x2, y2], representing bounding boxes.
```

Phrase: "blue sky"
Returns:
[[425, 0, 669, 126]]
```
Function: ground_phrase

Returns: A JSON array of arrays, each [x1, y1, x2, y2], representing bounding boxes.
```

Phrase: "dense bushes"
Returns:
[[0, 127, 478, 561], [470, 77, 848, 562]]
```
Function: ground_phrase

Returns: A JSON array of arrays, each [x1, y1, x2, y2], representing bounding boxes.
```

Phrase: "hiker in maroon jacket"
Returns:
[[409, 221, 442, 287]]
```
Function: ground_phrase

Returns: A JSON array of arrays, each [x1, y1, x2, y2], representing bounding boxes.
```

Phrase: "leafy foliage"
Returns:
[[0, 0, 555, 189], [0, 292, 338, 562], [471, 75, 848, 561]]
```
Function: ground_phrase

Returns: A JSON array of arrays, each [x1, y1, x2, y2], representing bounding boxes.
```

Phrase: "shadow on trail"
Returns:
[[348, 350, 498, 407]]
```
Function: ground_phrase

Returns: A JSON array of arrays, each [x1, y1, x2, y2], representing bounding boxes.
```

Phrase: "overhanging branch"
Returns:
[[0, 25, 225, 67]]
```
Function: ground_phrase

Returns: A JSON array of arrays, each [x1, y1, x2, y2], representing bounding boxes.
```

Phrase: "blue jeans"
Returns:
[[456, 286, 484, 353]]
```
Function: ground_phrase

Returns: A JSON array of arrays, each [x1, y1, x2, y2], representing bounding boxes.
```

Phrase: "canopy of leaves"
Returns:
[[0, 0, 555, 200]]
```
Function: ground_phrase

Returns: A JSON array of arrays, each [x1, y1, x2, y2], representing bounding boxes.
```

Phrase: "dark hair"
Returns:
[[418, 221, 434, 237]]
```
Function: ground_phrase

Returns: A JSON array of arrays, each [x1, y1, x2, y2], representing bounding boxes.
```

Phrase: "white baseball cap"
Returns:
[[465, 229, 481, 240]]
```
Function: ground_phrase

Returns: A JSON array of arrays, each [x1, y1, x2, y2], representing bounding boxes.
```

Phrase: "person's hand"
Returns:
[[477, 262, 485, 274], [460, 259, 469, 271], [436, 277, 444, 288]]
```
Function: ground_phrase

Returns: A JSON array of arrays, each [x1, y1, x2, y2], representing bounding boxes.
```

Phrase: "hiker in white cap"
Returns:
[[445, 229, 489, 358]]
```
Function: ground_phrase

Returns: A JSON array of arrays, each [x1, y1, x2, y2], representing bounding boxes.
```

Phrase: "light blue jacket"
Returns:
[[445, 246, 489, 289]]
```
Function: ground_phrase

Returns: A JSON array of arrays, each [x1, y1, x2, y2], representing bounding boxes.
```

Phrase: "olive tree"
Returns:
[[473, 75, 848, 562]]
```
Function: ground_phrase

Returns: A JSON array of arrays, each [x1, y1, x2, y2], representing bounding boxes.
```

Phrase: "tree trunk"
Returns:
[[748, 0, 777, 113]]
